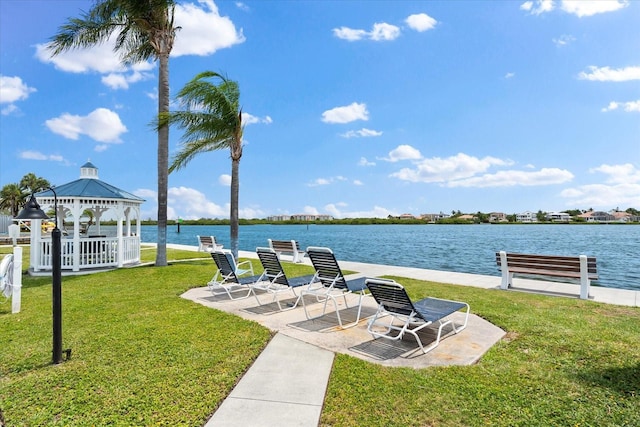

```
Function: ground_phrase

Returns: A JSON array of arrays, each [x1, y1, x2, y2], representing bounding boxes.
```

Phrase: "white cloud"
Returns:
[[303, 205, 320, 215], [235, 2, 250, 12], [353, 180, 363, 186], [553, 34, 576, 47], [45, 108, 127, 143], [167, 186, 227, 219], [578, 66, 640, 82], [324, 203, 397, 219], [358, 157, 376, 167], [446, 168, 574, 188], [35, 35, 131, 74], [382, 144, 422, 162], [520, 0, 555, 15], [307, 176, 347, 187], [239, 206, 265, 219], [521, 0, 627, 16], [601, 100, 640, 112], [243, 112, 273, 125], [309, 178, 331, 187], [340, 128, 383, 138], [35, 1, 243, 88], [101, 70, 153, 90], [560, 164, 640, 208], [561, 0, 629, 17], [322, 102, 369, 124], [1, 104, 18, 115], [405, 13, 437, 32], [134, 188, 157, 200], [370, 22, 401, 41], [0, 75, 36, 103], [505, 72, 515, 79], [172, 0, 245, 56], [332, 27, 369, 41], [333, 23, 400, 41], [219, 174, 232, 186], [590, 163, 640, 184], [333, 13, 437, 42], [390, 152, 520, 184], [19, 150, 67, 163]]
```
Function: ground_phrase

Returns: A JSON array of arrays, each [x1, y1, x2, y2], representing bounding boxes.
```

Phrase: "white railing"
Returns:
[[35, 236, 140, 271]]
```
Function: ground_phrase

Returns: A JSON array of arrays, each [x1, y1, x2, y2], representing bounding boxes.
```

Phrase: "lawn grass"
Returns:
[[1, 246, 639, 426], [0, 249, 272, 425], [322, 277, 640, 427]]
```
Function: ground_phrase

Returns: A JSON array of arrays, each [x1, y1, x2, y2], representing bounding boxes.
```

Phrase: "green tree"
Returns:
[[48, 0, 177, 267], [475, 211, 489, 223], [0, 183, 25, 217], [160, 71, 244, 258], [19, 173, 50, 194]]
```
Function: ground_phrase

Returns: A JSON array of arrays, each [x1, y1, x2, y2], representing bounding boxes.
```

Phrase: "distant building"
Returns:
[[294, 214, 332, 221], [546, 212, 571, 222], [610, 211, 634, 222], [265, 215, 292, 222], [420, 213, 449, 222], [516, 211, 537, 223], [398, 213, 416, 220], [578, 211, 615, 222], [489, 212, 508, 222], [457, 214, 476, 221]]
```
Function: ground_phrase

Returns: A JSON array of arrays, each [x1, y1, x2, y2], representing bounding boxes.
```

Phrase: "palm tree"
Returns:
[[159, 71, 244, 258], [48, 0, 177, 267], [19, 173, 50, 194], [0, 183, 25, 217]]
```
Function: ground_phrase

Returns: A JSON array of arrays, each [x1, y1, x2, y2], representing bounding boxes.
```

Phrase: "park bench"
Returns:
[[268, 239, 306, 263], [496, 251, 598, 299], [197, 235, 223, 252]]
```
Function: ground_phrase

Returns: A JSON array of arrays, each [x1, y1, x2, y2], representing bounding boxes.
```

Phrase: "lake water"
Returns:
[[136, 224, 639, 291]]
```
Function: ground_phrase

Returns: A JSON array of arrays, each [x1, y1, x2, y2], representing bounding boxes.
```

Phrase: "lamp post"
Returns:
[[16, 188, 66, 364]]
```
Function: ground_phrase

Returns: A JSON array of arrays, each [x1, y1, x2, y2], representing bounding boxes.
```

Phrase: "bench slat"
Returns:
[[496, 253, 597, 278], [268, 239, 305, 263], [496, 251, 598, 299]]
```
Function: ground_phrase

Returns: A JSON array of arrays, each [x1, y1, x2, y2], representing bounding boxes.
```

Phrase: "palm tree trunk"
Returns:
[[230, 157, 240, 259], [155, 52, 170, 267]]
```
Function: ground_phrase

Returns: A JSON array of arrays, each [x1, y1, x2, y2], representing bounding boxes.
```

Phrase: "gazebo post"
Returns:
[[71, 199, 81, 272]]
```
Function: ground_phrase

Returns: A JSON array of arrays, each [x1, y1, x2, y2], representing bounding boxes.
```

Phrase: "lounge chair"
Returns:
[[208, 250, 261, 300], [301, 246, 370, 328], [197, 235, 223, 252], [365, 278, 470, 354], [251, 247, 315, 312]]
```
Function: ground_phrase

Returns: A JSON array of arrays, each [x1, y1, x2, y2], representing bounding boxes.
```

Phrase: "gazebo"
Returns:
[[26, 162, 144, 274]]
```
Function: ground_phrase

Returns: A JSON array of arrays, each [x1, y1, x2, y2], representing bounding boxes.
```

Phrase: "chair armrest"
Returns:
[[235, 259, 254, 276]]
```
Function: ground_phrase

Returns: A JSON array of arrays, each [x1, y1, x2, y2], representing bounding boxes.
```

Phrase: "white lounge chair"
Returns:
[[251, 247, 315, 312], [365, 278, 470, 354], [301, 246, 370, 329], [208, 250, 260, 300]]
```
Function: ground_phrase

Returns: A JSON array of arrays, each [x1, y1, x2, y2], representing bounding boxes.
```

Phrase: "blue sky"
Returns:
[[1, 0, 638, 220]]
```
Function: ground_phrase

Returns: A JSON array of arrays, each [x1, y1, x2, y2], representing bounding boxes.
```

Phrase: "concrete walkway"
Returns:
[[176, 247, 639, 426], [204, 334, 333, 427]]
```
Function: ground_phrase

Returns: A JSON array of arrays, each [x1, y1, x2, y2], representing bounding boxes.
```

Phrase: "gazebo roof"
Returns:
[[36, 179, 144, 202], [35, 162, 144, 203]]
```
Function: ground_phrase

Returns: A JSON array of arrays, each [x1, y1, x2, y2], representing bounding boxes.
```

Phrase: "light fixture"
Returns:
[[16, 189, 68, 364]]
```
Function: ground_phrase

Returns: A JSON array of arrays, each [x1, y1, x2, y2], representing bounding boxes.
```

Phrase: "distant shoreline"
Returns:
[[140, 219, 639, 226]]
